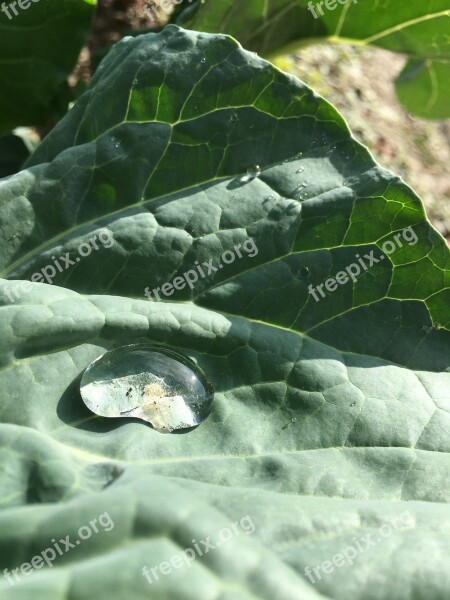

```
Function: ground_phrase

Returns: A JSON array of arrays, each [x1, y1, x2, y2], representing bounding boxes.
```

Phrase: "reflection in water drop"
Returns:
[[298, 267, 311, 279], [80, 345, 214, 433]]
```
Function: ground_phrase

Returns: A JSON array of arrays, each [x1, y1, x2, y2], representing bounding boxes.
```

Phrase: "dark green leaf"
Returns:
[[0, 0, 96, 132]]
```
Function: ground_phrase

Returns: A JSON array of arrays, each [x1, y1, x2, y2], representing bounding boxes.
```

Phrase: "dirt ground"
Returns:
[[80, 0, 450, 242]]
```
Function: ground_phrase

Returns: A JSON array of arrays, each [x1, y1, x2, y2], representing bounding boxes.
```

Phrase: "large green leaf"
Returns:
[[178, 0, 450, 119], [0, 26, 449, 599], [0, 0, 96, 133]]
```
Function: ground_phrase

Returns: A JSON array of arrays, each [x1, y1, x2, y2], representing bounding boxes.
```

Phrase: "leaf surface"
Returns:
[[0, 26, 449, 600]]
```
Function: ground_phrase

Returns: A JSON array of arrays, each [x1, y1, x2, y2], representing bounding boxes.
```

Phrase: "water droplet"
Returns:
[[266, 195, 274, 201], [229, 113, 238, 123], [350, 401, 356, 407], [110, 135, 121, 148], [245, 165, 261, 180], [201, 57, 206, 64], [80, 345, 214, 433], [298, 267, 311, 279], [296, 167, 304, 173]]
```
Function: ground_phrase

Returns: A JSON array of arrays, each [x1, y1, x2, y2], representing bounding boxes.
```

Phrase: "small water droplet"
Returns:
[[350, 401, 356, 407], [296, 167, 304, 173], [298, 267, 310, 279], [200, 57, 206, 64], [266, 195, 274, 201], [80, 345, 214, 433], [110, 135, 121, 148], [246, 165, 261, 179]]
